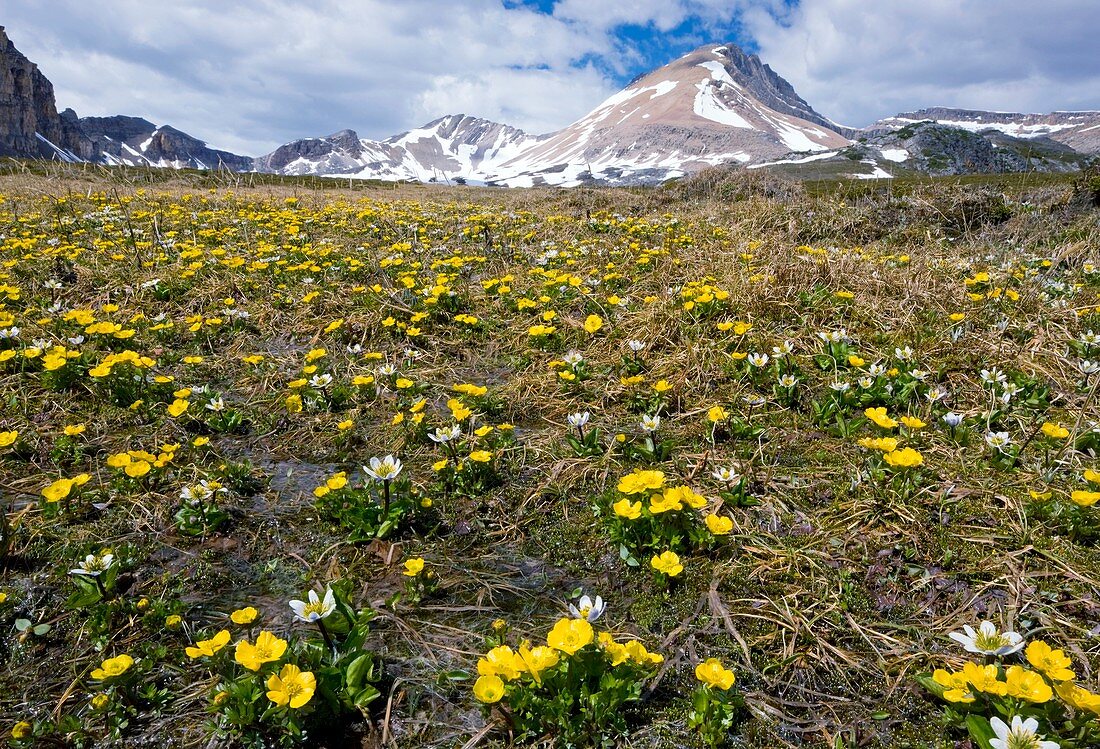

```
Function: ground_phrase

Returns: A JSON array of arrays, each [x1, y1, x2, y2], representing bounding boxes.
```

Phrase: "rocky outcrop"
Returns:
[[2, 26, 250, 170], [864, 107, 1100, 155], [0, 26, 87, 159], [78, 115, 253, 170]]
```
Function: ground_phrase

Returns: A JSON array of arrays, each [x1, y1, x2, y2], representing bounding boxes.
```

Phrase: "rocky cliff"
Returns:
[[0, 26, 86, 159]]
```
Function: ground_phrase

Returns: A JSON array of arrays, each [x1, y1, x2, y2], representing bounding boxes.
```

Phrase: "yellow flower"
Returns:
[[1055, 681, 1100, 714], [932, 668, 976, 703], [695, 658, 736, 690], [336, 419, 354, 431], [1085, 469, 1100, 486], [1004, 665, 1053, 703], [705, 514, 733, 535], [11, 721, 32, 740], [42, 478, 75, 503], [857, 436, 898, 453], [91, 654, 134, 680], [961, 662, 1007, 697], [285, 394, 302, 413], [1026, 641, 1075, 681], [185, 630, 232, 659], [613, 498, 642, 519], [230, 607, 259, 625], [266, 664, 316, 709], [0, 430, 18, 448], [403, 558, 425, 576], [883, 447, 923, 468], [900, 416, 926, 430], [706, 405, 728, 422], [469, 450, 493, 463], [235, 631, 288, 671], [583, 314, 603, 334], [478, 645, 523, 680], [167, 399, 189, 417], [517, 642, 559, 683], [63, 424, 86, 436], [124, 460, 151, 477], [864, 407, 898, 429], [617, 469, 665, 495], [652, 379, 672, 393], [1071, 490, 1100, 507], [165, 614, 182, 629], [650, 551, 683, 577], [473, 674, 505, 703], [546, 617, 594, 655], [848, 355, 865, 368], [648, 489, 683, 514], [666, 485, 706, 509], [1041, 422, 1070, 440]]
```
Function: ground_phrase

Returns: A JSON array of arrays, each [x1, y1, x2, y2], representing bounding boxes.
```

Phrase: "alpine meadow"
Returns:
[[4, 6, 1100, 749]]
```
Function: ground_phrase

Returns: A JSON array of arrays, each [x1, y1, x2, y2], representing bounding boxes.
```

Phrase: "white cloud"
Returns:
[[414, 66, 616, 135], [2, 0, 619, 154], [743, 0, 1100, 126]]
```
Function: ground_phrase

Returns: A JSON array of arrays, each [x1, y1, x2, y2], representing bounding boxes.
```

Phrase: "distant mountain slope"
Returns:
[[252, 115, 544, 182], [256, 44, 851, 186], [864, 107, 1100, 155], [77, 115, 252, 170]]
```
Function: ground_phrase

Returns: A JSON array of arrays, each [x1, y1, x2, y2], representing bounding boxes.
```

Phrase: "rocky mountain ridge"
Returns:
[[3, 23, 1097, 184]]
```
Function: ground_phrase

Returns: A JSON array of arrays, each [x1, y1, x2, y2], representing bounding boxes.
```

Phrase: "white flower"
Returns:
[[1079, 360, 1100, 376], [743, 394, 766, 407], [747, 352, 769, 367], [857, 376, 874, 389], [985, 431, 1012, 450], [563, 351, 584, 366], [895, 346, 914, 361], [429, 424, 462, 443], [71, 553, 114, 577], [777, 374, 798, 388], [640, 414, 660, 432], [943, 412, 963, 427], [1080, 330, 1099, 346], [346, 343, 363, 354], [948, 620, 1025, 656], [925, 387, 948, 403], [712, 466, 740, 484], [364, 455, 403, 481], [989, 715, 1058, 749], [567, 412, 590, 429], [627, 339, 646, 352], [377, 363, 397, 377], [867, 363, 886, 377], [830, 381, 850, 393], [568, 594, 605, 622], [980, 367, 1007, 386], [205, 396, 226, 412], [309, 373, 333, 389], [772, 340, 794, 357], [289, 587, 336, 622]]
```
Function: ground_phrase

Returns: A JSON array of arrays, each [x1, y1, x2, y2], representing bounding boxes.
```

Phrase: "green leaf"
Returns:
[[965, 714, 996, 749], [33, 623, 51, 636], [913, 672, 947, 699], [344, 653, 376, 688], [14, 618, 31, 632]]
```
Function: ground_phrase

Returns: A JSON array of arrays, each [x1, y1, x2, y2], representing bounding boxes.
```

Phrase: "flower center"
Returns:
[[1005, 730, 1040, 749], [303, 601, 326, 618], [974, 631, 1010, 651]]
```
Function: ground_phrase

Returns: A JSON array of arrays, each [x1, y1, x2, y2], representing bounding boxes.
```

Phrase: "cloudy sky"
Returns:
[[6, 1, 1100, 155]]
